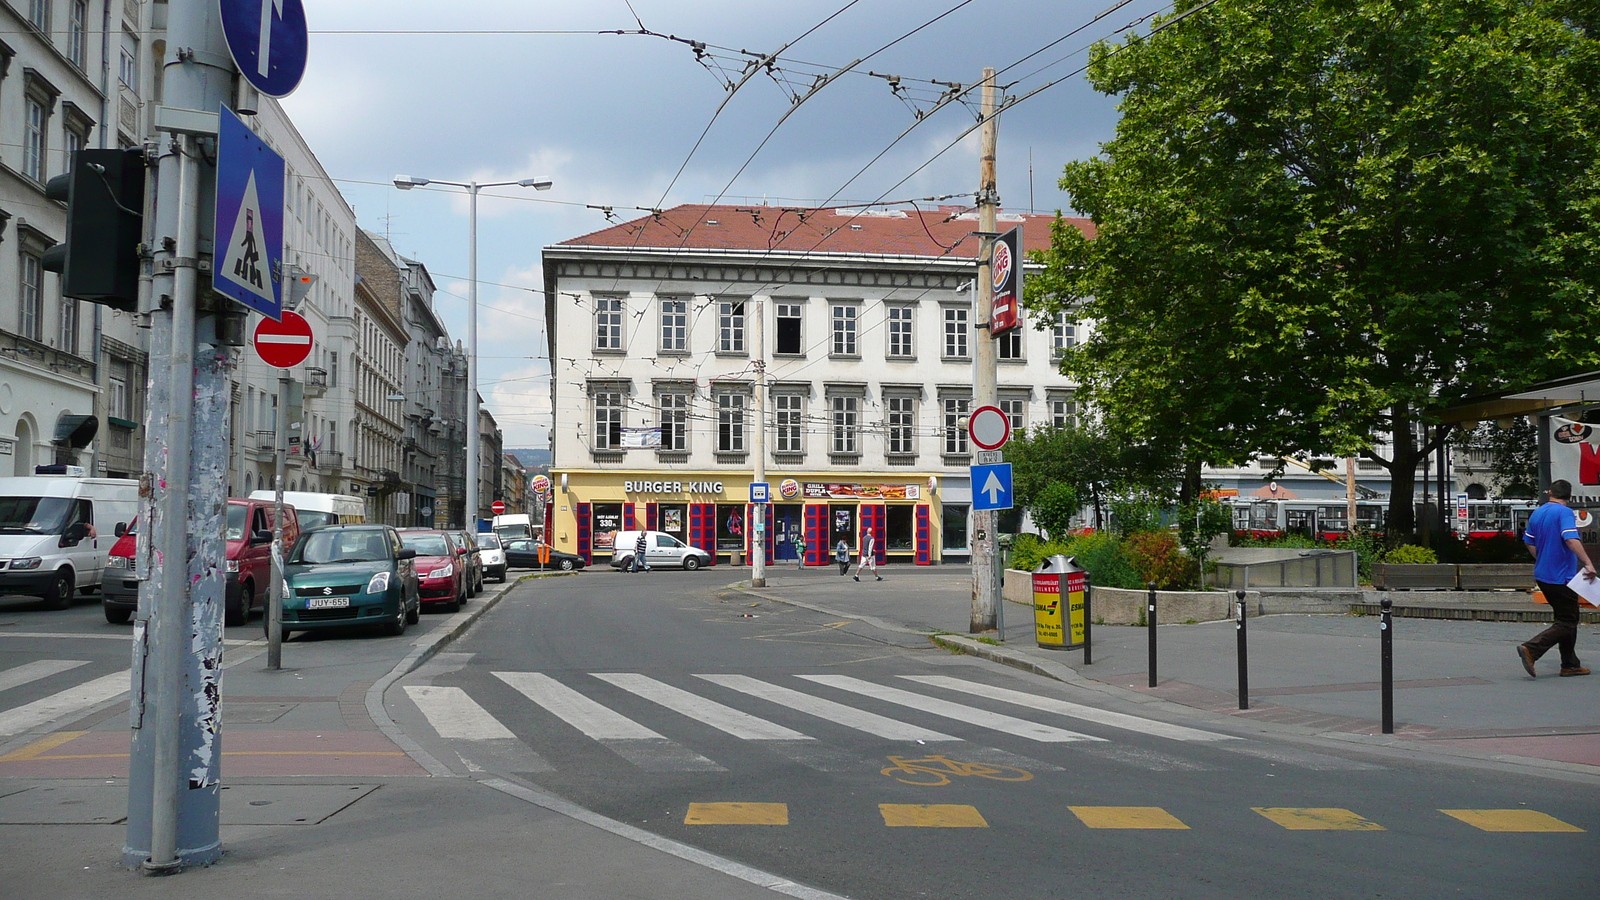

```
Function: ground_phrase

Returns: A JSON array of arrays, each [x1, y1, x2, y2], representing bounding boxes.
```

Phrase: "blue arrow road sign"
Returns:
[[220, 0, 309, 98], [970, 463, 1013, 511], [213, 106, 285, 320]]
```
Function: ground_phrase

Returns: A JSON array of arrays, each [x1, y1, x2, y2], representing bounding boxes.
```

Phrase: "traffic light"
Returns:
[[40, 148, 145, 312]]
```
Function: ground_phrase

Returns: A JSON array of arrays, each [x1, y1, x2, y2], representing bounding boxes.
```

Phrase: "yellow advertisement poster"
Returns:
[[1065, 571, 1087, 646], [1033, 574, 1064, 646]]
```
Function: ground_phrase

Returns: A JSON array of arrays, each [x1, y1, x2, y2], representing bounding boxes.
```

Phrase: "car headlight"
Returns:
[[430, 564, 453, 580], [366, 571, 392, 594], [225, 559, 240, 573], [11, 557, 42, 570], [106, 556, 131, 569]]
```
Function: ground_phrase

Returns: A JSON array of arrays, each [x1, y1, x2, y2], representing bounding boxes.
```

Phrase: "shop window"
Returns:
[[658, 503, 687, 537], [886, 505, 914, 551], [942, 504, 969, 551], [716, 504, 746, 551], [829, 504, 856, 548], [592, 503, 624, 555]]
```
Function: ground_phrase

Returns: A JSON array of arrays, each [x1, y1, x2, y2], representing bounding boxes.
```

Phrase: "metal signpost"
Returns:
[[253, 313, 311, 672]]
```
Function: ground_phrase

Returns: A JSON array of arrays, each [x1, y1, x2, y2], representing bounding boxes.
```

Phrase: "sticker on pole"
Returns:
[[214, 106, 285, 320], [253, 310, 313, 368], [968, 405, 1011, 451]]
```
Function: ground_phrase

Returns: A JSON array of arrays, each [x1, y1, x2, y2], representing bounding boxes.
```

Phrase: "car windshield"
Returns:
[[298, 511, 335, 530], [291, 529, 391, 564], [0, 496, 72, 534], [226, 505, 248, 541], [401, 534, 451, 557], [476, 534, 500, 549]]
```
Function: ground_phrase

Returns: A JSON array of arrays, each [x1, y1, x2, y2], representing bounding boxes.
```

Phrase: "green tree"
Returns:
[[1029, 482, 1080, 541], [1008, 421, 1178, 529], [1030, 0, 1600, 543], [1453, 417, 1540, 499]]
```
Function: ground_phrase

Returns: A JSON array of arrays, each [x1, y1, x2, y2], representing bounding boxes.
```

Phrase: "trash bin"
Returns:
[[1033, 555, 1087, 650]]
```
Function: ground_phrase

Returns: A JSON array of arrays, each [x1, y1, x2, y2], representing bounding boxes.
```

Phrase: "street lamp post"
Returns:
[[394, 174, 552, 529]]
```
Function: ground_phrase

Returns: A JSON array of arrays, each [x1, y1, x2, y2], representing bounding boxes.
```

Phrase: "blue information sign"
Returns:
[[970, 463, 1013, 512], [220, 0, 309, 98], [750, 482, 770, 504], [213, 106, 285, 320]]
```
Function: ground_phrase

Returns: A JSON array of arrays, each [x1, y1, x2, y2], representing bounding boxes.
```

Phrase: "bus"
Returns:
[[248, 491, 366, 530]]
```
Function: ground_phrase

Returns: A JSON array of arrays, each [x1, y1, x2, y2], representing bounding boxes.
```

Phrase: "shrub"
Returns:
[[1061, 530, 1144, 590], [1384, 544, 1439, 565], [1109, 493, 1165, 536], [1332, 530, 1382, 583], [1031, 483, 1080, 541], [1009, 534, 1070, 572], [1124, 531, 1199, 590]]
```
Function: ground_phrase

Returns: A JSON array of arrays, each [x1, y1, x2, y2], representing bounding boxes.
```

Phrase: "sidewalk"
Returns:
[[0, 574, 838, 898], [737, 565, 1600, 774]]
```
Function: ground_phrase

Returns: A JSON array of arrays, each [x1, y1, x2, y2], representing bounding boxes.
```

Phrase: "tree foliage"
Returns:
[[1030, 0, 1600, 540], [1008, 421, 1178, 528], [1028, 482, 1081, 541], [1453, 417, 1540, 498]]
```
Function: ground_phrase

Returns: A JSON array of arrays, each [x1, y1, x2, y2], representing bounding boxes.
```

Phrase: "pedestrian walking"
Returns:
[[835, 539, 850, 575], [632, 531, 649, 574], [1518, 479, 1594, 677], [854, 528, 883, 582], [796, 531, 808, 570]]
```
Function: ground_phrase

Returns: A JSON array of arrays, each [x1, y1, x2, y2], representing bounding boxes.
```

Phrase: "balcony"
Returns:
[[314, 450, 344, 471], [303, 367, 328, 399], [256, 431, 277, 451]]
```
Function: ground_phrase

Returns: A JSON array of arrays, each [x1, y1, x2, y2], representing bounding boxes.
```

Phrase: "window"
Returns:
[[594, 296, 623, 351], [943, 397, 970, 455], [998, 323, 1024, 361], [1051, 312, 1077, 358], [943, 307, 969, 358], [19, 252, 44, 342], [718, 300, 746, 353], [329, 352, 339, 387], [830, 396, 858, 454], [831, 304, 857, 356], [109, 375, 130, 420], [775, 394, 804, 453], [119, 32, 139, 89], [64, 128, 84, 171], [1050, 396, 1076, 428], [659, 298, 688, 353], [775, 302, 803, 355], [593, 392, 623, 450], [23, 97, 47, 181], [716, 392, 746, 453], [58, 296, 79, 355], [658, 392, 689, 452], [887, 306, 914, 358], [942, 504, 970, 551], [28, 0, 49, 30], [68, 1, 87, 67], [1000, 398, 1026, 433], [887, 397, 916, 456]]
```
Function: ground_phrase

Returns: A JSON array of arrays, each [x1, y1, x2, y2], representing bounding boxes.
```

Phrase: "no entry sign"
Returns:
[[968, 404, 1012, 451], [253, 310, 313, 368], [492, 501, 507, 515]]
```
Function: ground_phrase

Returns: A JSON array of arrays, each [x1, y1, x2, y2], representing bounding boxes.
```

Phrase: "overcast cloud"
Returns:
[[281, 0, 1167, 448]]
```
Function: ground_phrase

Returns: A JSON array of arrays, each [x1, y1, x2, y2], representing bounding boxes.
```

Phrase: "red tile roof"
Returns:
[[554, 204, 1093, 261]]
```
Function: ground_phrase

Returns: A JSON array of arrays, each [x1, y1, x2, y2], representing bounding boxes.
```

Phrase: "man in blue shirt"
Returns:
[[1519, 480, 1595, 677]]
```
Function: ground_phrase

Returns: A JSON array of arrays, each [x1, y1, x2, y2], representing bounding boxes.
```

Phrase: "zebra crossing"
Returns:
[[0, 658, 129, 741]]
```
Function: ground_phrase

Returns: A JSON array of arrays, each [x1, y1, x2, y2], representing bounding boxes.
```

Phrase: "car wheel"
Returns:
[[384, 598, 408, 636], [405, 593, 420, 624], [44, 568, 75, 610], [558, 558, 575, 571], [682, 556, 701, 571], [104, 605, 131, 625], [225, 582, 251, 627]]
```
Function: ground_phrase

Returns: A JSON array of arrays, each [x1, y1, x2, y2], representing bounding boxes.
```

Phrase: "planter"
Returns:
[[1372, 563, 1457, 591], [1003, 569, 1252, 624], [1456, 564, 1535, 591]]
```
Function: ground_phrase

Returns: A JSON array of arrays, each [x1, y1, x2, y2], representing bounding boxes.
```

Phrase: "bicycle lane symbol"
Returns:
[[880, 755, 1034, 787]]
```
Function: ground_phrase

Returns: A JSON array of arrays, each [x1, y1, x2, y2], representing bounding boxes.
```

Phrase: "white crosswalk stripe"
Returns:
[[694, 674, 960, 742], [592, 673, 812, 740], [492, 671, 723, 772], [0, 670, 129, 738], [798, 675, 1106, 743], [900, 675, 1237, 742], [404, 685, 516, 740], [0, 659, 90, 694]]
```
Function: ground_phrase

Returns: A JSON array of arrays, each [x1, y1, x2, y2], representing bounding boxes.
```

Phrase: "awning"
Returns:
[[1431, 370, 1600, 425]]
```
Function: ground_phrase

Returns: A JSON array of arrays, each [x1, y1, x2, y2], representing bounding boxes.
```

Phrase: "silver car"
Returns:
[[609, 530, 713, 571]]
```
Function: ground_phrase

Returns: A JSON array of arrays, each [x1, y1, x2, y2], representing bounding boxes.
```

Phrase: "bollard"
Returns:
[[1083, 573, 1094, 666], [1236, 589, 1249, 710], [1381, 597, 1394, 735], [1147, 582, 1158, 688]]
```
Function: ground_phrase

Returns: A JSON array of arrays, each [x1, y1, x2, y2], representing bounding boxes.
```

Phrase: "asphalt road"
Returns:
[[393, 571, 1600, 900]]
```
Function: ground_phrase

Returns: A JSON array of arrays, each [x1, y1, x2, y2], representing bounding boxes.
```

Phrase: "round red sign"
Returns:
[[491, 500, 507, 515], [252, 311, 314, 369], [968, 405, 1012, 451]]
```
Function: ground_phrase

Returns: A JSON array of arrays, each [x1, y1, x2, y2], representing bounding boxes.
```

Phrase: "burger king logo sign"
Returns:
[[779, 478, 800, 500]]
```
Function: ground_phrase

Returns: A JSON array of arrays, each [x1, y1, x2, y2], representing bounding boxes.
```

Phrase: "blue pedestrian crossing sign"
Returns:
[[970, 463, 1013, 511], [213, 106, 285, 320]]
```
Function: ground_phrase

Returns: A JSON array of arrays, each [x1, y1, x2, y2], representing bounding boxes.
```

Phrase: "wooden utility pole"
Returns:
[[971, 67, 1000, 634]]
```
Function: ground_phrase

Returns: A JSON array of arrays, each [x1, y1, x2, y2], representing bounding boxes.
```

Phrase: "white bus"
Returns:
[[248, 491, 366, 530]]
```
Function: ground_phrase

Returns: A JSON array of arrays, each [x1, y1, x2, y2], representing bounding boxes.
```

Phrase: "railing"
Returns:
[[314, 451, 344, 471]]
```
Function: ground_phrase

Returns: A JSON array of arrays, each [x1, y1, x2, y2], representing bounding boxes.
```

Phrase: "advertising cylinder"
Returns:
[[1033, 555, 1087, 650]]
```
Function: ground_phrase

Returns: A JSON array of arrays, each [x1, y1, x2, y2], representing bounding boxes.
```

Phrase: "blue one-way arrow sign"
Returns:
[[220, 0, 309, 98], [970, 462, 1013, 511]]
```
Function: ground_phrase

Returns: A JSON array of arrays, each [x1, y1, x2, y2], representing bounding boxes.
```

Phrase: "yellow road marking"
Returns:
[[1253, 808, 1385, 831], [823, 621, 852, 628], [684, 802, 789, 825], [1441, 809, 1585, 833], [1069, 806, 1189, 830], [0, 731, 87, 761], [879, 804, 989, 828]]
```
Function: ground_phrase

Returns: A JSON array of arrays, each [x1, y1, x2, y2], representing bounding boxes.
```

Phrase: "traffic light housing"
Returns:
[[40, 148, 145, 312]]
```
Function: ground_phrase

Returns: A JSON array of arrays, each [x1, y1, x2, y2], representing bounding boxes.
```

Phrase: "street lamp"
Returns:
[[393, 173, 552, 529]]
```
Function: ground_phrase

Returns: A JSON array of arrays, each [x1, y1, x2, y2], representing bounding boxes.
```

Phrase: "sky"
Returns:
[[281, 0, 1171, 449]]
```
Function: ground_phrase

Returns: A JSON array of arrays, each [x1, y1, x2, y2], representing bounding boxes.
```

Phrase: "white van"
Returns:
[[492, 513, 533, 543], [608, 530, 713, 571], [248, 490, 366, 530], [0, 474, 138, 608]]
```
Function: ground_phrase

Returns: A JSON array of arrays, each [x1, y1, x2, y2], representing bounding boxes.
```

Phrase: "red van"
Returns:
[[99, 498, 299, 626]]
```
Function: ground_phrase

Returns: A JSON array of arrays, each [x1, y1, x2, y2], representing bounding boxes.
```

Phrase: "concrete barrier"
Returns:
[[1003, 569, 1265, 624]]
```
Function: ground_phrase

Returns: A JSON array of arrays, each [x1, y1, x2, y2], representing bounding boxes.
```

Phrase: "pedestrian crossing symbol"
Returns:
[[213, 105, 285, 320]]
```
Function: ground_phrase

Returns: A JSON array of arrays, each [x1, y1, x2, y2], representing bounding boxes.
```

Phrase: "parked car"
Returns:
[[280, 525, 419, 636], [608, 530, 713, 571], [399, 530, 467, 613], [100, 515, 139, 623], [0, 473, 137, 610], [224, 498, 300, 626], [503, 539, 585, 571], [475, 532, 508, 582], [448, 530, 484, 594]]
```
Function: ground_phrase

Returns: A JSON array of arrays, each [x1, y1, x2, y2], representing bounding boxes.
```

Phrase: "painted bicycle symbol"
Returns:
[[880, 755, 1033, 787]]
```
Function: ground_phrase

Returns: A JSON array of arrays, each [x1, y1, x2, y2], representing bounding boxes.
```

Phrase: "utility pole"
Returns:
[[124, 0, 232, 870], [267, 371, 289, 669], [752, 298, 767, 588], [971, 67, 1000, 635]]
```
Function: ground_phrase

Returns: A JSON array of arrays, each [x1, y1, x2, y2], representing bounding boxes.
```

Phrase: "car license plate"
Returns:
[[306, 596, 350, 610]]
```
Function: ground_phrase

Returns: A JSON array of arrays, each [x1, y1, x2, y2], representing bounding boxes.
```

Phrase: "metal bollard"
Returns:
[[1381, 597, 1394, 734], [1083, 573, 1094, 666], [1236, 589, 1249, 710], [1147, 582, 1158, 688]]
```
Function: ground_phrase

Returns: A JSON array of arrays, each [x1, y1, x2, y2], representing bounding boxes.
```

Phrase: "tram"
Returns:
[[1231, 499, 1389, 541]]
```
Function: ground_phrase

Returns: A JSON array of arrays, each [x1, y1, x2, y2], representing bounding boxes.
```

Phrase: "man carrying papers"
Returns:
[[1519, 480, 1595, 677]]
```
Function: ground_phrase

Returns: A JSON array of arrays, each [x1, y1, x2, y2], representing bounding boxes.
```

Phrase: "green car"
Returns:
[[279, 524, 420, 636]]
